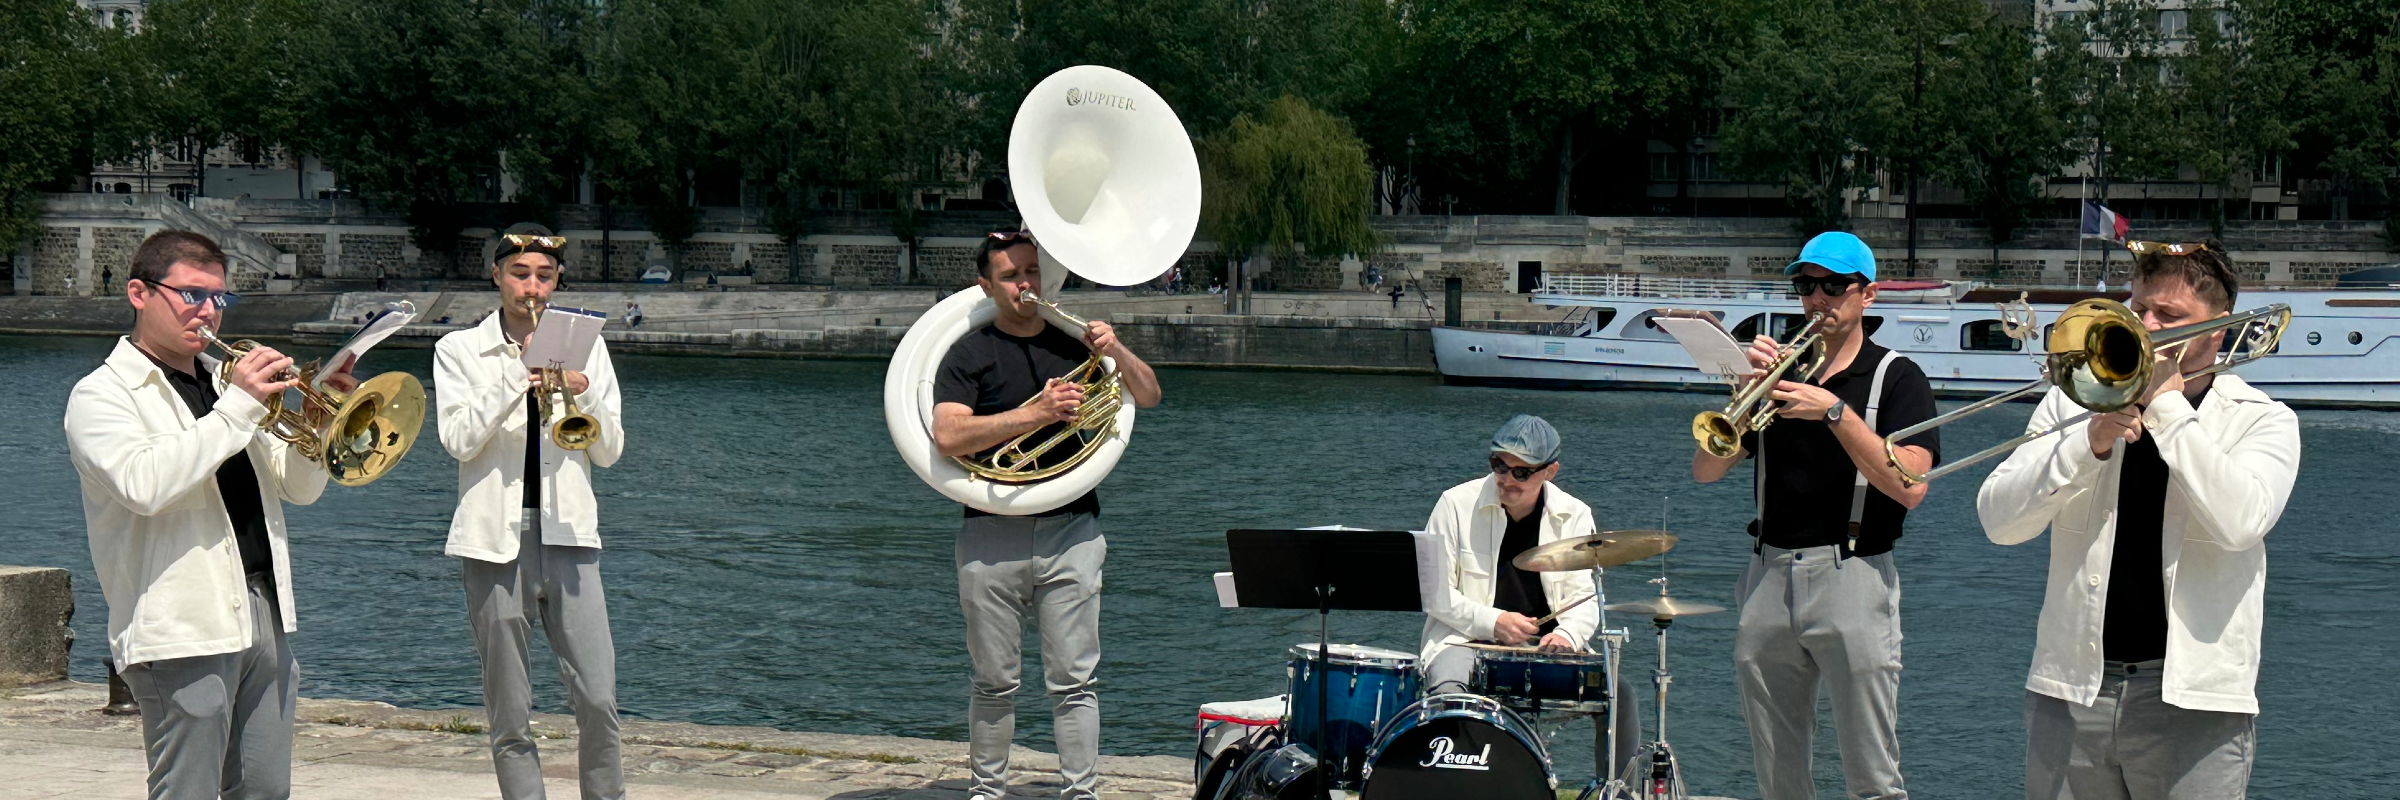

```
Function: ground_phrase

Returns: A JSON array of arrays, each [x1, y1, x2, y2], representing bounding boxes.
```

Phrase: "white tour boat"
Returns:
[[1432, 274, 2400, 409]]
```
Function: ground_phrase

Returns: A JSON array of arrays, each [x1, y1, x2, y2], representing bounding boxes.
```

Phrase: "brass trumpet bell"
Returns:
[[540, 366, 598, 451], [200, 329, 428, 487], [1691, 312, 1829, 458]]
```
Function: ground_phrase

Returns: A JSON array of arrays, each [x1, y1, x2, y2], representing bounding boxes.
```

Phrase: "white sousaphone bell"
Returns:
[[883, 65, 1201, 515]]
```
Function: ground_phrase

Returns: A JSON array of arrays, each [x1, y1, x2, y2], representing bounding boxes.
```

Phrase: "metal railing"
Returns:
[[1536, 274, 1790, 300]]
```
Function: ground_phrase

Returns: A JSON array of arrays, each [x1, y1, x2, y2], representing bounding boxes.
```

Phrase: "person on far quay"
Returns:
[[435, 222, 628, 800], [64, 230, 350, 799], [1692, 231, 1941, 800], [930, 226, 1163, 800]]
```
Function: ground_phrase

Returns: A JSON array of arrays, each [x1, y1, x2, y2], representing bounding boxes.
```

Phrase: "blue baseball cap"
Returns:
[[1783, 231, 1877, 282], [1490, 414, 1561, 465]]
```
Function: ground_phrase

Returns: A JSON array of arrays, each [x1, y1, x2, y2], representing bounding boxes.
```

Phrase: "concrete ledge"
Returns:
[[0, 567, 71, 688]]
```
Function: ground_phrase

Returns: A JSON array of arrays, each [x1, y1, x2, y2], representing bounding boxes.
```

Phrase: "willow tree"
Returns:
[[1200, 96, 1379, 297]]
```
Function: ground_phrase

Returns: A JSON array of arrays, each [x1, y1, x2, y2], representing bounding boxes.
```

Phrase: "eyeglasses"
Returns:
[[2125, 240, 2213, 257], [1790, 274, 1865, 298], [1488, 454, 1552, 482], [143, 281, 241, 310], [502, 233, 566, 252]]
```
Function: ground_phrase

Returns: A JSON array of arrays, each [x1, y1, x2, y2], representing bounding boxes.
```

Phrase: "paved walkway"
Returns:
[[0, 681, 1192, 799]]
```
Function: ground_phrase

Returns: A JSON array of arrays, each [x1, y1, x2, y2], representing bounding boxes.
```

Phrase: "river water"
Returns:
[[2, 334, 2390, 798]]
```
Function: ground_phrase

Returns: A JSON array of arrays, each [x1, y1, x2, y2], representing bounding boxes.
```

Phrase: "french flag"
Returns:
[[2080, 200, 2129, 242]]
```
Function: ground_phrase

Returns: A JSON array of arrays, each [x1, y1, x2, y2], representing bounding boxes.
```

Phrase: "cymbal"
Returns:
[[1511, 530, 1677, 572], [1604, 597, 1729, 619]]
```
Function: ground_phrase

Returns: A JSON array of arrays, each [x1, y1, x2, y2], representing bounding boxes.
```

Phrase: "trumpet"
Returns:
[[1692, 312, 1830, 458], [523, 299, 599, 451], [955, 291, 1125, 483], [197, 324, 427, 487], [1881, 299, 2292, 485]]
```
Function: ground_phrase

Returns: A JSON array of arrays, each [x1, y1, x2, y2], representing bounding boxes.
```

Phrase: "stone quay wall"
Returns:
[[0, 566, 72, 688], [18, 196, 2393, 301]]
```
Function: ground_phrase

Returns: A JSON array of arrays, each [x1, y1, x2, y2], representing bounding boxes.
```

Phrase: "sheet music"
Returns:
[[314, 301, 416, 389], [522, 306, 608, 371], [1411, 529, 1448, 613], [1656, 312, 1755, 378]]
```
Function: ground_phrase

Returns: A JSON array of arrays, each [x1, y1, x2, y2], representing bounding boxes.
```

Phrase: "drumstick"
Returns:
[[1533, 592, 1596, 626]]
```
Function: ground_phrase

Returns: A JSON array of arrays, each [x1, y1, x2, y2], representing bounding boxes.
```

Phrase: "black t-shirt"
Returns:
[[2105, 386, 2208, 663], [933, 324, 1101, 518], [142, 349, 273, 581], [523, 391, 541, 509], [1738, 339, 1941, 556], [1492, 490, 1555, 636]]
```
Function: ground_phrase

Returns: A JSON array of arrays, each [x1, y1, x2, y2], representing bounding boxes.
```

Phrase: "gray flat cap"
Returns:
[[1489, 414, 1561, 465]]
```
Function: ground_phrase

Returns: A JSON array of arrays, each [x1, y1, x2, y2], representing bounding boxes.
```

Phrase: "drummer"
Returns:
[[1418, 414, 1642, 771]]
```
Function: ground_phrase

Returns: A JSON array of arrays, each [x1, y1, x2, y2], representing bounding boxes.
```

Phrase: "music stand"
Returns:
[[1224, 529, 1423, 797]]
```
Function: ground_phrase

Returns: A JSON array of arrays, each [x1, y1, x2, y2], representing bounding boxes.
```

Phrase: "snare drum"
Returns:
[[1466, 642, 1615, 715], [1359, 693, 1555, 800], [1285, 643, 1419, 788]]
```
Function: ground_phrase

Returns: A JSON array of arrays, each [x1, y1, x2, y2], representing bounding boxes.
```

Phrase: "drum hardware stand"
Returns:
[[1315, 584, 1332, 800]]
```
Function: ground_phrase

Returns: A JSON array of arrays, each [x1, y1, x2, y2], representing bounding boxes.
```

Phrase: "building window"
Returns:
[[1649, 153, 1680, 181], [114, 182, 132, 194], [1690, 154, 1722, 181], [1962, 319, 2026, 351], [2158, 9, 2187, 39]]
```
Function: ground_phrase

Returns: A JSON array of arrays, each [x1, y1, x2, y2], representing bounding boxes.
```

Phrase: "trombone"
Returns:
[[1692, 312, 1830, 458], [523, 299, 599, 451], [196, 324, 427, 487], [1881, 298, 2291, 485], [951, 291, 1125, 483]]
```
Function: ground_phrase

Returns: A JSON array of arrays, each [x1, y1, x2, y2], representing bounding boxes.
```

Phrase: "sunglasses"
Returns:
[[1488, 454, 1553, 482], [144, 281, 241, 310], [986, 230, 1037, 245], [502, 233, 566, 251], [1790, 274, 1866, 298], [2125, 240, 2213, 257]]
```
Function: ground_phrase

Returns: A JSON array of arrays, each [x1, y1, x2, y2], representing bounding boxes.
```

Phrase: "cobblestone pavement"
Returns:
[[0, 681, 1193, 799]]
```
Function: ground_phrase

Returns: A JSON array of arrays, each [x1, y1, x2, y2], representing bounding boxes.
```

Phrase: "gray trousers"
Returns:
[[462, 510, 624, 800], [1423, 643, 1645, 780], [1733, 544, 1908, 800], [120, 576, 297, 800], [956, 512, 1106, 800], [2025, 661, 2255, 800]]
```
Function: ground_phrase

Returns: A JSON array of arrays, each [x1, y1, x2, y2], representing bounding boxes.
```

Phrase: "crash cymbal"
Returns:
[[1511, 530, 1677, 572], [1603, 597, 1728, 619]]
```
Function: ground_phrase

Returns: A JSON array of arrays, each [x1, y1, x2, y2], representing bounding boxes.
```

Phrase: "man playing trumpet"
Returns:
[[65, 230, 347, 799], [930, 226, 1162, 800], [1977, 242, 2298, 800], [435, 222, 627, 800], [1692, 232, 1939, 800]]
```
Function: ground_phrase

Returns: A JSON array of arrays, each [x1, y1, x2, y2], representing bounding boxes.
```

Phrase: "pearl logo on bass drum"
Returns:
[[1418, 737, 1492, 770]]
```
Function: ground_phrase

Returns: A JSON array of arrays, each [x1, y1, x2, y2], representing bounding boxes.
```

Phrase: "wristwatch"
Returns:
[[1823, 401, 1847, 424]]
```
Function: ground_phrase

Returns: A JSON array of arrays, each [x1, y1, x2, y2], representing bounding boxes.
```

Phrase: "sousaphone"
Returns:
[[884, 65, 1201, 514]]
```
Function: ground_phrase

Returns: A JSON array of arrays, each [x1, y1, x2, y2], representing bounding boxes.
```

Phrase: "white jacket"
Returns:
[[1419, 476, 1602, 666], [1976, 375, 2298, 714], [435, 311, 624, 563], [64, 338, 328, 667]]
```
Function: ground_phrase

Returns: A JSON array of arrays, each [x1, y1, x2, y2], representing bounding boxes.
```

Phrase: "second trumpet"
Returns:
[[1692, 312, 1830, 458]]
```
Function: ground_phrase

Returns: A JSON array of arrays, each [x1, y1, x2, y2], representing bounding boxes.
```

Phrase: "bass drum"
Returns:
[[1359, 694, 1553, 800]]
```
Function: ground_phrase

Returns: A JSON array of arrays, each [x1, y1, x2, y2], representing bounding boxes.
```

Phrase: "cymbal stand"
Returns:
[[1630, 495, 1688, 800]]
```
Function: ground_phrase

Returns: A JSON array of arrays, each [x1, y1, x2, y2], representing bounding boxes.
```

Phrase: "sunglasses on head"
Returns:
[[2125, 240, 2213, 257], [1790, 274, 1865, 298], [986, 229, 1037, 245], [1488, 454, 1552, 481], [143, 281, 241, 310], [502, 233, 566, 252]]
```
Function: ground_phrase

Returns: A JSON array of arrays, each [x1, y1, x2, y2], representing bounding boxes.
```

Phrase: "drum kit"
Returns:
[[1197, 523, 1729, 800]]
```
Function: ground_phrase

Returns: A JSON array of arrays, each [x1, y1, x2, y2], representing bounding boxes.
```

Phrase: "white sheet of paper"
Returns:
[[315, 302, 416, 389], [1657, 315, 1755, 378], [1411, 529, 1447, 613], [1214, 572, 1239, 609], [522, 306, 608, 371]]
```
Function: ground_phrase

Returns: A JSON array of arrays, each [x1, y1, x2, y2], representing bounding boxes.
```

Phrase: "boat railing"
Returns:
[[1537, 274, 1791, 300]]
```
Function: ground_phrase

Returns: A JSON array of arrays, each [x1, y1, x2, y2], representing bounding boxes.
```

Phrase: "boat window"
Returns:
[[1961, 319, 2025, 351], [1730, 314, 1766, 342], [1570, 307, 1621, 337], [1625, 308, 1719, 341]]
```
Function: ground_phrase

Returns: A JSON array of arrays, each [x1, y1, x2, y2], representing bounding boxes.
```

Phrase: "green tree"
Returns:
[[2256, 0, 2400, 244], [135, 0, 322, 198], [1200, 96, 1379, 279], [1719, 1, 1909, 233], [2164, 0, 2297, 236], [1926, 14, 2076, 265], [2039, 0, 2180, 216], [0, 0, 144, 255]]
